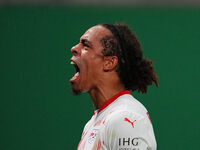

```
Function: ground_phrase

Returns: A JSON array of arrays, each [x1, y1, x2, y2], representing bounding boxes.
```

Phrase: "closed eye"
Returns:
[[83, 42, 89, 47]]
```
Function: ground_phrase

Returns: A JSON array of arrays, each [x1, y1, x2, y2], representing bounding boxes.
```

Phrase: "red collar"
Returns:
[[98, 90, 131, 113]]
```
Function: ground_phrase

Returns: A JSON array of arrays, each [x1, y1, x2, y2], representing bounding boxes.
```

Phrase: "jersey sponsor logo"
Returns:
[[88, 129, 98, 144], [119, 138, 139, 146], [124, 118, 136, 128]]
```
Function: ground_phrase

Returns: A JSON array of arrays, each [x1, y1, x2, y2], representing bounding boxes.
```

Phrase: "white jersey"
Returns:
[[77, 90, 157, 150]]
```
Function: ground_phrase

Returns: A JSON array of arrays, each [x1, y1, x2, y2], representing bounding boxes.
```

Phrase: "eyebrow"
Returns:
[[80, 38, 93, 47]]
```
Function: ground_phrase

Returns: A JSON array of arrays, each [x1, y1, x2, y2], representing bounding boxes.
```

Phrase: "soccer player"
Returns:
[[70, 23, 158, 150]]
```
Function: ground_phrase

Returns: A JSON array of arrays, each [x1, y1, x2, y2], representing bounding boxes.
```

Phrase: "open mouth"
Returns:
[[70, 61, 80, 83]]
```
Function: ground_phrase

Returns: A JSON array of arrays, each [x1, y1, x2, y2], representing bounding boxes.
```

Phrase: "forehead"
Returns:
[[80, 25, 111, 43]]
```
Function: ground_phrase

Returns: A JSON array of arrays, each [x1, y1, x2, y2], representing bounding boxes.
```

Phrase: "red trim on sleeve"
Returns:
[[147, 112, 152, 124], [98, 90, 131, 113]]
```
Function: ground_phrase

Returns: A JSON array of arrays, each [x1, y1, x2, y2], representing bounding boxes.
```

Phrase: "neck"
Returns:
[[88, 82, 126, 111]]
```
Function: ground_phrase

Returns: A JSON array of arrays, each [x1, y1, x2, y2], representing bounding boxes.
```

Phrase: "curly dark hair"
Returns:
[[100, 23, 159, 93]]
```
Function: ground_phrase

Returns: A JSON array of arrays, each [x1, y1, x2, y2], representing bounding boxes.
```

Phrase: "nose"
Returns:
[[71, 45, 80, 56]]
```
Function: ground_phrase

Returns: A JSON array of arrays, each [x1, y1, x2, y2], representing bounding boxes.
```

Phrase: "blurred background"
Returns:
[[0, 0, 200, 150]]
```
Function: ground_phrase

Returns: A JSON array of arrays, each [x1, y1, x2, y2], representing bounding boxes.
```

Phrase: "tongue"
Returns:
[[70, 72, 80, 82]]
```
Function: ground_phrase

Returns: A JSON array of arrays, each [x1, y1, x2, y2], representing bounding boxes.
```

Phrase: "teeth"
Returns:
[[71, 61, 75, 65]]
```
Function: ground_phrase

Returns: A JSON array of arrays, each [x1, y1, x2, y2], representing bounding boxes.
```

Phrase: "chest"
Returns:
[[77, 115, 107, 150]]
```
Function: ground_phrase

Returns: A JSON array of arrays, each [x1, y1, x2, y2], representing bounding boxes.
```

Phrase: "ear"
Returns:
[[103, 56, 118, 72]]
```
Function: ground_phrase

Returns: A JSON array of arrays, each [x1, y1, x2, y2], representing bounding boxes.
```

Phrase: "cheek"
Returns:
[[83, 57, 103, 77], [90, 56, 103, 71], [81, 48, 104, 74], [82, 51, 103, 66]]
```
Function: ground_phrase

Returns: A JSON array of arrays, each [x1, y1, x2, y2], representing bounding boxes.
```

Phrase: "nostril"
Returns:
[[71, 45, 81, 56], [72, 51, 78, 56], [71, 47, 78, 56]]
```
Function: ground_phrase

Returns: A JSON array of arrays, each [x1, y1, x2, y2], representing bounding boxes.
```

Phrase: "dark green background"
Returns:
[[1, 6, 200, 150]]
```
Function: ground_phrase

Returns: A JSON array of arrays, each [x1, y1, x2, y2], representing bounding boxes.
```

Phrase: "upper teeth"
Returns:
[[71, 61, 75, 65]]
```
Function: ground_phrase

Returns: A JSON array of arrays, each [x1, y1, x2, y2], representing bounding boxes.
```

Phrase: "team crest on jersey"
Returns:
[[88, 129, 99, 144]]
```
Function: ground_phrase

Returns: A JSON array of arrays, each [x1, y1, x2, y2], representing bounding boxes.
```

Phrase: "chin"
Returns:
[[71, 88, 81, 95], [70, 80, 91, 95], [70, 82, 81, 95]]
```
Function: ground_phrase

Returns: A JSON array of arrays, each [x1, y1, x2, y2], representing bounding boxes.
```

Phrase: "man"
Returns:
[[70, 23, 158, 150]]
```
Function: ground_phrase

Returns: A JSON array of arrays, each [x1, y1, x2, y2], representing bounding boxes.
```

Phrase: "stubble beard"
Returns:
[[70, 82, 81, 95], [71, 88, 81, 95]]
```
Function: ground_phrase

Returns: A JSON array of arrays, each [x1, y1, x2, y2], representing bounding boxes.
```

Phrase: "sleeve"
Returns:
[[101, 111, 157, 150]]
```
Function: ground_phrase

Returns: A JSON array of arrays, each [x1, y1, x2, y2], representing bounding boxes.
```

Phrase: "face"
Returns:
[[70, 25, 111, 95]]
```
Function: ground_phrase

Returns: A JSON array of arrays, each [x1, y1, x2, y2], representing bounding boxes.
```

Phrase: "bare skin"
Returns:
[[70, 25, 125, 110]]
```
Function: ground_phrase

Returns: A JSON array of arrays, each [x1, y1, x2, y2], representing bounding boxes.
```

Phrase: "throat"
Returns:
[[89, 88, 107, 111], [88, 86, 126, 111]]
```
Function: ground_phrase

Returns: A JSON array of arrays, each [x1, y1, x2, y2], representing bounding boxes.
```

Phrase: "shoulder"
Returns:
[[99, 94, 157, 149], [105, 109, 149, 133], [101, 109, 156, 150], [111, 94, 149, 118], [102, 94, 154, 136]]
